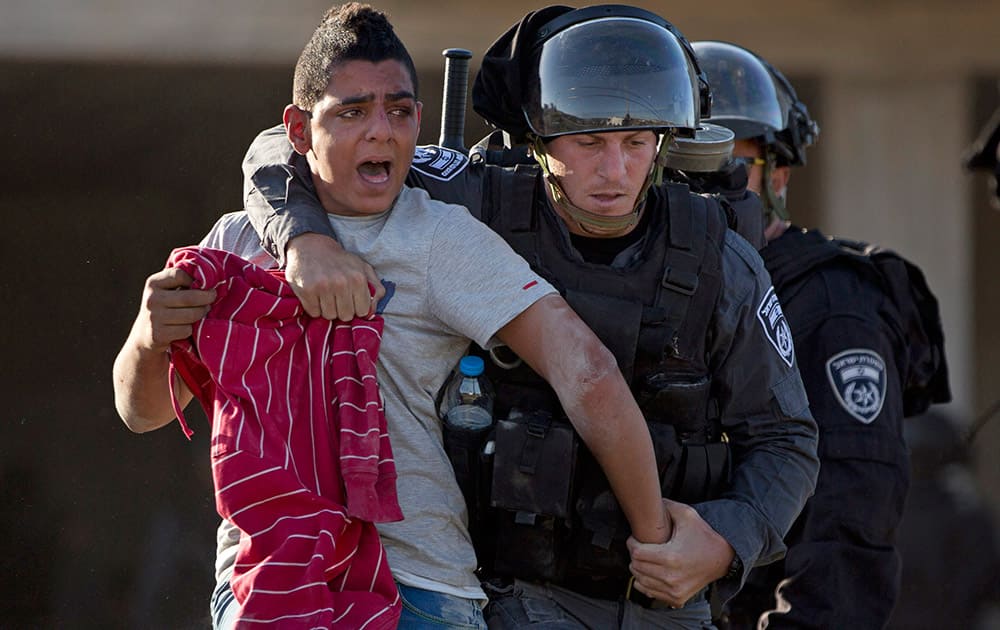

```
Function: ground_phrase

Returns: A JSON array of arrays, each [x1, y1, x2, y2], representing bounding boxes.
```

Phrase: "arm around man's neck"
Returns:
[[243, 124, 338, 266], [241, 124, 383, 320]]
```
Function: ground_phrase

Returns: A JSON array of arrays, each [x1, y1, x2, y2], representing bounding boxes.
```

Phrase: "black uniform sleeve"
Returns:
[[756, 266, 911, 628], [242, 125, 333, 267], [693, 231, 820, 605], [240, 126, 486, 266]]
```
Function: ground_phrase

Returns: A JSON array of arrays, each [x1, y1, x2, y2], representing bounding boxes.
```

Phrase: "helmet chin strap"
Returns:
[[761, 150, 790, 222], [530, 134, 673, 237]]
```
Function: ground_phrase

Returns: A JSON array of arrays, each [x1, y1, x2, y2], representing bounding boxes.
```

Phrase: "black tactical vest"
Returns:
[[460, 166, 731, 592]]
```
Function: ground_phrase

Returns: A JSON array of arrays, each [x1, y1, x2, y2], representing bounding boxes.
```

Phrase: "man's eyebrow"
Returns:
[[334, 90, 415, 106], [385, 90, 416, 102]]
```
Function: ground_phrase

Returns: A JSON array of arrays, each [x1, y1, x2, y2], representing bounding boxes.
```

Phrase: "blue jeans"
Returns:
[[212, 578, 486, 630], [483, 579, 714, 629], [397, 583, 487, 629]]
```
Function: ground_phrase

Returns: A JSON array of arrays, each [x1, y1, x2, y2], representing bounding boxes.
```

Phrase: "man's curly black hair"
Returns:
[[292, 2, 418, 110]]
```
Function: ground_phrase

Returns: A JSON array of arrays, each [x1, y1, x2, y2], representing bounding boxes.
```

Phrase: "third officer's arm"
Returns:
[[629, 231, 820, 605], [758, 281, 910, 628]]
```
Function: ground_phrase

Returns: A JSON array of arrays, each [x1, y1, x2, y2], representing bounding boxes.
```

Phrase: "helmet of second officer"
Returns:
[[692, 40, 818, 167], [692, 40, 818, 221]]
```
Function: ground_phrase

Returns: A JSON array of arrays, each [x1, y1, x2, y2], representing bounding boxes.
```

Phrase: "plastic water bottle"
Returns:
[[442, 355, 494, 525], [443, 355, 494, 430]]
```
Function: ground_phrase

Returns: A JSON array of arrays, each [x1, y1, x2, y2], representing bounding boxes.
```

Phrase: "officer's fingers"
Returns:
[[284, 267, 325, 318], [312, 292, 337, 321], [302, 270, 366, 321], [298, 292, 323, 318], [629, 556, 675, 587], [630, 576, 686, 609], [316, 291, 357, 322], [627, 541, 682, 589], [351, 283, 373, 320], [365, 267, 385, 303], [662, 498, 697, 526], [633, 575, 692, 610], [627, 536, 670, 565], [340, 285, 373, 322]]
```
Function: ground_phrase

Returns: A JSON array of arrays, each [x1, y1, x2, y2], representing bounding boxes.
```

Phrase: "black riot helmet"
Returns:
[[524, 6, 707, 139], [474, 5, 710, 143], [472, 5, 711, 235], [692, 40, 818, 167]]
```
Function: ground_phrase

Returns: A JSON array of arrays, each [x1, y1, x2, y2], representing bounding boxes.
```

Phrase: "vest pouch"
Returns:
[[470, 435, 498, 575], [444, 423, 492, 528], [491, 410, 577, 517], [569, 483, 630, 580], [492, 512, 566, 582], [650, 421, 684, 498], [673, 440, 731, 503], [567, 421, 683, 580], [489, 410, 577, 582], [640, 373, 711, 439]]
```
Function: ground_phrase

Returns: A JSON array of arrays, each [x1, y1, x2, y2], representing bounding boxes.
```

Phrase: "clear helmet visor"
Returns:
[[524, 17, 699, 138], [693, 41, 790, 139]]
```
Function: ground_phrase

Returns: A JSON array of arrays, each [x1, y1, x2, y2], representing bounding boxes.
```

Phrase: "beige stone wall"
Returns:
[[4, 1, 999, 72], [2, 2, 999, 623]]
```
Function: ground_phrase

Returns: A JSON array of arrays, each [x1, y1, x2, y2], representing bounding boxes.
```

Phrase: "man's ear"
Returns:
[[283, 104, 312, 156], [415, 100, 423, 133], [771, 165, 792, 198]]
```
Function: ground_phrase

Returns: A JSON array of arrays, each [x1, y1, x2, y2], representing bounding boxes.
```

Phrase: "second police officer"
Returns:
[[240, 6, 820, 628], [691, 41, 952, 629], [965, 95, 1000, 208]]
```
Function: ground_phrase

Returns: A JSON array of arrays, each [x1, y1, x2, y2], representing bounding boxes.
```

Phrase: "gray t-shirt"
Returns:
[[203, 184, 555, 600]]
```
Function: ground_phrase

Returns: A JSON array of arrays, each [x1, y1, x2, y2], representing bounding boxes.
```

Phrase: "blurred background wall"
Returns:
[[2, 1, 998, 627]]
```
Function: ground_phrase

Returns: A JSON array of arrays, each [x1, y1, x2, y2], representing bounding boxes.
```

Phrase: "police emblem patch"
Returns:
[[756, 286, 794, 367], [826, 349, 887, 424], [411, 145, 469, 181]]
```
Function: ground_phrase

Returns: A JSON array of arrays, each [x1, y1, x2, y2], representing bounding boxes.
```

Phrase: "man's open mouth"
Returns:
[[359, 160, 391, 184]]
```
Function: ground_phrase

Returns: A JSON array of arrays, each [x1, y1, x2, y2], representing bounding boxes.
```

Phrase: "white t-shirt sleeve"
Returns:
[[426, 207, 555, 349]]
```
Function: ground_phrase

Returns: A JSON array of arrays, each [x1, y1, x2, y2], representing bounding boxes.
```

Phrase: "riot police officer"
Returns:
[[965, 102, 1000, 207], [238, 7, 819, 628], [692, 41, 952, 629]]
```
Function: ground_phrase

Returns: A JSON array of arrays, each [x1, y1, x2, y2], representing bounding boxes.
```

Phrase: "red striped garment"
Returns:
[[165, 246, 402, 630]]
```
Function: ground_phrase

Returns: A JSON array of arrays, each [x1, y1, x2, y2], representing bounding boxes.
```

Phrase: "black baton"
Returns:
[[439, 48, 473, 152]]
